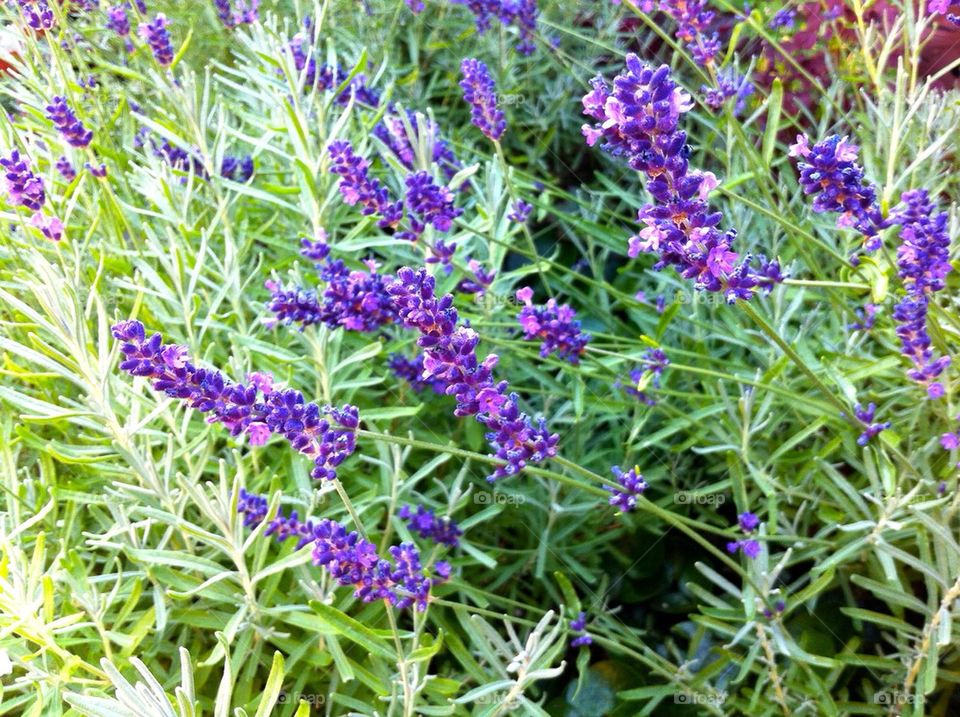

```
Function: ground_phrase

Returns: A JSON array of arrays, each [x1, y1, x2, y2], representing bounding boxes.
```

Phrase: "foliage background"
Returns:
[[0, 0, 958, 715]]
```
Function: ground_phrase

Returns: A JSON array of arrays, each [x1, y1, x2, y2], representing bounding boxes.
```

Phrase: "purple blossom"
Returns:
[[453, 0, 538, 55], [726, 510, 762, 558], [459, 58, 506, 142], [388, 267, 558, 481], [456, 258, 496, 295], [221, 155, 253, 182], [237, 489, 449, 610], [46, 96, 94, 148], [398, 504, 462, 547], [701, 70, 753, 115], [106, 4, 131, 38], [738, 511, 759, 532], [583, 56, 782, 301], [112, 320, 359, 481], [86, 162, 108, 178], [20, 0, 55, 30], [941, 432, 958, 450], [853, 402, 890, 446], [849, 303, 877, 331], [508, 200, 532, 223], [139, 14, 174, 66], [515, 287, 591, 364], [659, 0, 721, 65], [790, 134, 887, 252], [404, 170, 462, 233], [265, 255, 397, 333], [1, 150, 46, 211], [329, 140, 401, 227], [890, 189, 952, 398], [769, 7, 796, 28], [55, 156, 76, 181], [405, 0, 425, 12], [569, 612, 592, 647], [285, 36, 380, 106], [31, 212, 63, 241], [605, 465, 647, 512], [214, 0, 258, 27]]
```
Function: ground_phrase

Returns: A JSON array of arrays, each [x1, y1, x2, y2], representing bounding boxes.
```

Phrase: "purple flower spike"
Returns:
[[388, 353, 445, 393], [459, 58, 506, 142], [56, 156, 77, 181], [139, 14, 174, 66], [388, 267, 558, 481], [738, 511, 759, 532], [605, 465, 647, 512], [329, 140, 401, 226], [583, 56, 782, 301], [1, 150, 46, 211], [106, 4, 131, 38], [21, 0, 55, 30], [853, 403, 890, 446], [569, 611, 592, 647], [790, 134, 887, 252], [46, 96, 93, 148], [516, 287, 591, 364], [112, 320, 359, 481], [508, 200, 532, 223], [373, 109, 460, 182], [398, 504, 462, 547], [237, 489, 449, 610], [221, 155, 254, 182], [453, 0, 538, 55]]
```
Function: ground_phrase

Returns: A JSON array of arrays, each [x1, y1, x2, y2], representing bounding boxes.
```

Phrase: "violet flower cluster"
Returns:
[[398, 504, 462, 547], [1, 150, 63, 241], [388, 267, 559, 481], [620, 347, 669, 405], [286, 35, 380, 107], [569, 612, 592, 647], [237, 489, 450, 611], [726, 511, 761, 559], [452, 0, 539, 55], [790, 135, 887, 253], [456, 258, 496, 296], [46, 97, 94, 148], [852, 403, 890, 446], [605, 465, 647, 512], [582, 56, 782, 301], [372, 108, 460, 183], [56, 156, 76, 181], [388, 353, 445, 393], [459, 59, 505, 142], [139, 14, 174, 66], [515, 287, 591, 364], [328, 140, 461, 256], [508, 200, 532, 224], [890, 189, 952, 398], [658, 0, 721, 65], [112, 320, 360, 481], [106, 4, 131, 40], [214, 0, 259, 28], [701, 70, 753, 115], [221, 155, 254, 182], [19, 0, 55, 30]]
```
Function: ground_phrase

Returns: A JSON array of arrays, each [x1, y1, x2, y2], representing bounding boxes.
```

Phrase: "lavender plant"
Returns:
[[0, 1, 958, 716]]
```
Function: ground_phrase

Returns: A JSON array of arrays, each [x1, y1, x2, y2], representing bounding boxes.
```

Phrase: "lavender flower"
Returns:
[[890, 189, 952, 398], [516, 287, 591, 364], [849, 303, 877, 331], [237, 489, 449, 610], [214, 0, 259, 28], [20, 0, 55, 30], [112, 320, 359, 481], [605, 465, 647, 512], [583, 57, 782, 301], [769, 8, 796, 29], [221, 155, 253, 182], [329, 140, 401, 227], [56, 156, 76, 181], [701, 70, 753, 115], [404, 171, 462, 233], [86, 162, 108, 178], [508, 200, 532, 223], [46, 97, 94, 148], [286, 36, 380, 106], [852, 403, 890, 446], [398, 504, 462, 547], [459, 58, 506, 142], [30, 213, 63, 241], [456, 258, 496, 295], [453, 0, 538, 55], [659, 0, 721, 65], [139, 14, 174, 66], [388, 267, 558, 481], [790, 134, 886, 252], [1, 151, 45, 211], [405, 0, 425, 12], [726, 511, 761, 559], [106, 4, 131, 41], [569, 612, 592, 647]]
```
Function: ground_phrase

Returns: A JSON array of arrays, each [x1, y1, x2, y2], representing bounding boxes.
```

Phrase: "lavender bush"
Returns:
[[0, 1, 958, 715]]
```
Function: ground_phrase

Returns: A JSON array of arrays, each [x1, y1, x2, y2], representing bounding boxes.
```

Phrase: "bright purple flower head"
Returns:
[[569, 611, 592, 647], [853, 402, 891, 446], [738, 511, 760, 532], [221, 155, 254, 182], [453, 0, 538, 55], [515, 287, 591, 364], [508, 200, 532, 223], [139, 14, 174, 66], [106, 4, 131, 36], [372, 108, 460, 181], [404, 171, 462, 233], [112, 320, 359, 481], [0, 150, 45, 211], [21, 0, 55, 30], [398, 504, 462, 547], [459, 58, 505, 142], [605, 465, 647, 512], [46, 96, 93, 148]]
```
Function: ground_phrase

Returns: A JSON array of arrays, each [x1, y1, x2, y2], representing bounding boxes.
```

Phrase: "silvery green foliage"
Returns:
[[0, 1, 958, 716]]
